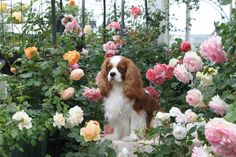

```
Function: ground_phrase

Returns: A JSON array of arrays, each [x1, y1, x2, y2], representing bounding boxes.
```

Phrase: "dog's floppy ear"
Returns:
[[123, 58, 144, 99], [98, 59, 111, 97]]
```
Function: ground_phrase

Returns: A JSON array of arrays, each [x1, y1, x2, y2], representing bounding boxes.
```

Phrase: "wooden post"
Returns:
[[51, 0, 56, 48]]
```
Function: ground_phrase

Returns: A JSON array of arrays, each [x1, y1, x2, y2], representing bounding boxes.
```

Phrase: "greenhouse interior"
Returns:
[[0, 0, 236, 157]]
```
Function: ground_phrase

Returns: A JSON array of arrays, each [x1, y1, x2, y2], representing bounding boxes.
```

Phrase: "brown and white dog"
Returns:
[[99, 56, 160, 140]]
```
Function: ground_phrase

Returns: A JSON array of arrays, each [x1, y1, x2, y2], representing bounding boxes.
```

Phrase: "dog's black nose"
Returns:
[[110, 72, 116, 77]]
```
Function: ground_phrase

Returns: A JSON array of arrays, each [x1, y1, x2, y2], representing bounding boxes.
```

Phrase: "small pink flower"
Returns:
[[166, 66, 174, 79], [103, 41, 119, 51], [60, 87, 75, 100], [186, 88, 203, 107], [70, 69, 84, 81], [180, 41, 191, 52], [200, 36, 227, 64], [105, 50, 116, 58], [61, 14, 73, 26], [65, 22, 74, 32], [209, 95, 228, 116], [70, 63, 80, 70], [176, 113, 187, 123], [103, 125, 114, 135], [191, 146, 209, 157], [71, 18, 79, 30], [107, 22, 121, 30], [183, 52, 203, 72], [174, 64, 193, 84], [130, 6, 142, 18], [146, 69, 156, 82], [96, 72, 102, 85], [145, 86, 160, 100], [82, 87, 102, 102], [205, 118, 236, 157]]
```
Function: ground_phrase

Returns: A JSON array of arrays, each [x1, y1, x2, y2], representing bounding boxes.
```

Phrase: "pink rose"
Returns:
[[103, 125, 114, 135], [180, 41, 191, 52], [82, 87, 102, 102], [176, 113, 187, 123], [209, 95, 228, 116], [145, 86, 160, 100], [107, 22, 121, 30], [103, 41, 119, 51], [70, 63, 79, 70], [205, 118, 236, 157], [60, 87, 75, 100], [200, 36, 227, 64], [185, 109, 198, 123], [191, 146, 209, 157], [183, 52, 203, 72], [166, 66, 174, 79], [65, 22, 74, 32], [174, 64, 193, 84], [105, 50, 116, 58], [70, 68, 84, 81], [186, 88, 203, 107], [130, 6, 142, 18], [146, 69, 156, 81], [153, 76, 165, 85]]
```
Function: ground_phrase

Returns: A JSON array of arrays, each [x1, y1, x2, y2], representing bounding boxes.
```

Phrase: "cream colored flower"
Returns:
[[53, 112, 65, 129], [169, 58, 179, 67], [84, 25, 91, 34], [172, 125, 187, 140], [66, 106, 84, 128], [196, 72, 213, 86], [60, 87, 75, 100], [70, 68, 84, 81], [12, 12, 24, 23], [12, 110, 32, 130], [0, 2, 7, 13], [80, 120, 101, 141]]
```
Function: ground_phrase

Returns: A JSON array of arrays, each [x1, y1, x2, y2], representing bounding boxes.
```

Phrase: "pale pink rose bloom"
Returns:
[[205, 118, 236, 157], [209, 95, 228, 116], [191, 146, 209, 157], [103, 41, 119, 51], [107, 22, 121, 30], [70, 63, 79, 70], [96, 72, 102, 85], [186, 88, 203, 107], [65, 22, 74, 32], [70, 69, 84, 81], [185, 109, 198, 123], [200, 36, 227, 64], [176, 113, 187, 123], [82, 87, 102, 102], [183, 52, 203, 72], [61, 14, 73, 26], [60, 87, 75, 100], [71, 18, 79, 30], [105, 50, 116, 58], [130, 6, 142, 18], [173, 64, 193, 83]]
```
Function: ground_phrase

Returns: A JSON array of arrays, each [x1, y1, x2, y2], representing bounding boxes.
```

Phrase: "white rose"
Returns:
[[169, 107, 182, 117], [12, 110, 32, 130], [169, 58, 179, 67], [185, 109, 198, 123], [172, 125, 187, 140], [196, 72, 213, 86], [156, 112, 171, 122], [66, 106, 84, 128], [53, 112, 65, 129]]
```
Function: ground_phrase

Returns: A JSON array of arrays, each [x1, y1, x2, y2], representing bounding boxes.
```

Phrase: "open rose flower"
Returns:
[[63, 50, 80, 65], [186, 88, 203, 107], [12, 110, 32, 130], [24, 47, 38, 59], [80, 120, 101, 142], [60, 87, 75, 100], [130, 6, 142, 18], [196, 72, 213, 86], [105, 50, 117, 58], [173, 125, 187, 140], [103, 41, 119, 51], [69, 63, 80, 70], [53, 112, 65, 129], [70, 68, 84, 81], [82, 87, 102, 102], [12, 12, 24, 23], [183, 52, 203, 72], [192, 146, 211, 157], [66, 106, 84, 128], [185, 109, 198, 123], [208, 95, 228, 116], [107, 22, 121, 30], [205, 118, 236, 157], [69, 0, 75, 6], [169, 58, 179, 67], [173, 64, 193, 84], [180, 41, 191, 52], [200, 36, 227, 64]]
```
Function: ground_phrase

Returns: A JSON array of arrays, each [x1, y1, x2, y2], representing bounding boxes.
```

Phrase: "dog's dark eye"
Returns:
[[118, 66, 126, 73], [107, 64, 112, 71]]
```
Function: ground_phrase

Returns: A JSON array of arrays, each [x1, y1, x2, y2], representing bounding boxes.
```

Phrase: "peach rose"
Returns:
[[24, 47, 38, 59], [63, 50, 80, 65], [70, 68, 84, 81], [60, 87, 75, 100], [69, 0, 75, 6], [80, 120, 101, 142]]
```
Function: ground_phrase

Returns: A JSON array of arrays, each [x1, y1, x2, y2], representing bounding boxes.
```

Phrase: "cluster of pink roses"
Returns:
[[82, 87, 102, 102], [130, 6, 142, 18], [145, 86, 160, 100], [205, 118, 236, 157], [61, 15, 81, 34], [146, 63, 174, 85], [103, 35, 124, 58]]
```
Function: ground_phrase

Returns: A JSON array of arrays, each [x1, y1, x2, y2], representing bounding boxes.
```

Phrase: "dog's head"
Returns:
[[98, 56, 144, 99]]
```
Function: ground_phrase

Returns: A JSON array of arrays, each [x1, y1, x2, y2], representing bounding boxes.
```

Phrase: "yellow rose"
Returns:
[[12, 12, 23, 23], [0, 2, 7, 13], [10, 67, 16, 74], [24, 47, 38, 59], [80, 120, 101, 142], [208, 67, 218, 76], [84, 25, 91, 34]]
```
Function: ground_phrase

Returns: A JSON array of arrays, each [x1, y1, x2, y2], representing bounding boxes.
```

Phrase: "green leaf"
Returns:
[[219, 0, 232, 5], [10, 129, 18, 138], [0, 133, 4, 145], [224, 111, 236, 122]]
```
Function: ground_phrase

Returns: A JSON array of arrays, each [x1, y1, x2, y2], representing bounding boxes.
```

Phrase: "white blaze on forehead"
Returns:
[[110, 56, 122, 67]]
